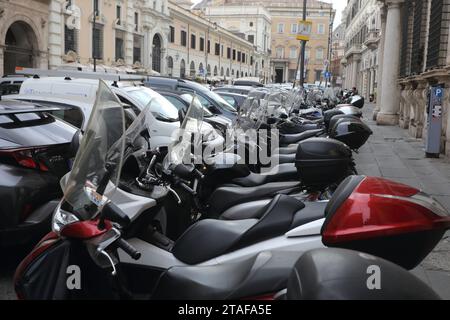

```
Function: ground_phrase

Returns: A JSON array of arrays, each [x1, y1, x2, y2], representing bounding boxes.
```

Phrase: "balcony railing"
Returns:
[[363, 29, 380, 49]]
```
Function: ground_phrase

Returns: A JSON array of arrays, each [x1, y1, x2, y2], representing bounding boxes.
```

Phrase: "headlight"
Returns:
[[52, 202, 79, 235]]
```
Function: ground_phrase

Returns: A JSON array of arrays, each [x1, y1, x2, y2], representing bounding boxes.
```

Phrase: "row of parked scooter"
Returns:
[[14, 82, 450, 300]]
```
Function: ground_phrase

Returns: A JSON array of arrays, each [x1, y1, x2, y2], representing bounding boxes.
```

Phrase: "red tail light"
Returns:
[[322, 177, 450, 244], [0, 147, 49, 171]]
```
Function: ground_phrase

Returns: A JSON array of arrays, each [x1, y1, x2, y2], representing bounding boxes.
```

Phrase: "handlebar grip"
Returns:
[[117, 238, 141, 260]]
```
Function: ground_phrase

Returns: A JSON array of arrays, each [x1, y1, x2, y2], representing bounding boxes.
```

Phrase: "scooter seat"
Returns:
[[274, 146, 298, 154], [152, 250, 303, 300], [207, 181, 300, 217], [279, 129, 324, 146], [231, 163, 298, 187], [172, 194, 305, 265]]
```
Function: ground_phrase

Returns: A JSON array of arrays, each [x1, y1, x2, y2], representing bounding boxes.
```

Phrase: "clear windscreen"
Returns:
[[62, 81, 126, 220], [165, 95, 204, 167]]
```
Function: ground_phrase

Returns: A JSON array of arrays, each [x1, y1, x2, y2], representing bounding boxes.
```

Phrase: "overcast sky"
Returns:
[[191, 0, 346, 27]]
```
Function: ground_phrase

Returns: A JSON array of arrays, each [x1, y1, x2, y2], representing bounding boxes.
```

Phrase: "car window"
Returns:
[[220, 95, 236, 107], [125, 88, 179, 121], [22, 101, 84, 129], [164, 95, 186, 111]]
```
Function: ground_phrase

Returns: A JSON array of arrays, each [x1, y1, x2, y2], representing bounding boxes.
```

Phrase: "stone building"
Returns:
[[196, 0, 334, 84], [192, 2, 272, 83], [376, 0, 450, 158], [46, 0, 171, 74], [341, 0, 381, 98], [0, 0, 50, 76], [330, 22, 345, 87], [167, 1, 256, 81]]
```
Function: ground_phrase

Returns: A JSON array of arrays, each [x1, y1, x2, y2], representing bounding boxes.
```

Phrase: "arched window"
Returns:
[[214, 66, 218, 76], [167, 56, 173, 76], [190, 61, 196, 77], [226, 68, 230, 77], [207, 64, 211, 76], [221, 67, 224, 76], [275, 47, 284, 59], [180, 59, 186, 78]]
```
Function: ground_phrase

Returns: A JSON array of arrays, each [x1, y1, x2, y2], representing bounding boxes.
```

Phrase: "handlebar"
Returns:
[[116, 238, 141, 260], [178, 182, 196, 195]]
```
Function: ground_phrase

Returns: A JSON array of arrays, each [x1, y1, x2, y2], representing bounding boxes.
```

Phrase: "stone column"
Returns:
[[377, 0, 404, 125], [373, 4, 387, 119], [48, 0, 64, 69], [0, 47, 4, 76]]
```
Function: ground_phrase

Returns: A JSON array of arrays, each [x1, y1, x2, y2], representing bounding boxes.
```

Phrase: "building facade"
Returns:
[[46, 0, 171, 74], [374, 0, 450, 159], [0, 0, 51, 76], [193, 3, 272, 83], [341, 0, 381, 98], [197, 0, 334, 84], [167, 2, 256, 81], [330, 23, 345, 87]]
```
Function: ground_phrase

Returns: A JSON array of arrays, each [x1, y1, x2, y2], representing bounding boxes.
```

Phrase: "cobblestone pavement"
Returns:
[[1, 103, 450, 300], [356, 104, 450, 299]]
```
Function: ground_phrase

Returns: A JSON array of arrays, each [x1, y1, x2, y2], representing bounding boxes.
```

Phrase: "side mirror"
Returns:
[[208, 105, 219, 114], [69, 130, 82, 158]]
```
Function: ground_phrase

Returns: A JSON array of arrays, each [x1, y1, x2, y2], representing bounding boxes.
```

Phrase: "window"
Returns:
[[291, 24, 298, 34], [290, 47, 297, 59], [233, 49, 236, 60], [181, 30, 187, 46], [227, 47, 231, 59], [167, 56, 174, 77], [237, 51, 241, 62], [115, 30, 125, 60], [207, 40, 211, 53], [315, 70, 322, 81], [116, 6, 121, 25], [165, 96, 186, 111], [169, 26, 175, 43], [318, 23, 325, 34], [316, 47, 324, 60], [248, 35, 255, 44], [191, 34, 196, 49], [134, 12, 139, 32], [215, 43, 220, 56], [278, 23, 284, 33], [250, 22, 254, 27], [64, 25, 78, 54], [276, 47, 284, 59], [242, 53, 246, 63], [92, 23, 103, 59], [133, 35, 143, 63], [200, 37, 205, 51], [93, 0, 100, 15]]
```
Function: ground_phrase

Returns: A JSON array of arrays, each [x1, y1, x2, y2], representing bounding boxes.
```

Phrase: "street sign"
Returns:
[[296, 21, 312, 41], [325, 71, 332, 79]]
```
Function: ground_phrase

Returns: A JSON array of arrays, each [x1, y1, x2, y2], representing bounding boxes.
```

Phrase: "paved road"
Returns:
[[356, 103, 450, 299], [1, 103, 450, 299]]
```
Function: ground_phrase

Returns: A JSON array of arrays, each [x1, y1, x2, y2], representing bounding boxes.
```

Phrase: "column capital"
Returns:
[[385, 0, 405, 9]]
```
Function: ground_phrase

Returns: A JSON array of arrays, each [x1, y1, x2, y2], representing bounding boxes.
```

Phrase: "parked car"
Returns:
[[7, 77, 180, 148], [0, 100, 77, 246], [157, 89, 232, 137], [144, 77, 238, 121], [232, 78, 264, 87], [213, 85, 255, 96], [216, 92, 247, 110]]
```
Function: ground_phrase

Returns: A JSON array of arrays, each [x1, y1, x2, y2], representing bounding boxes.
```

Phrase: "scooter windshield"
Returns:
[[166, 95, 204, 166], [62, 81, 126, 220], [236, 90, 268, 131]]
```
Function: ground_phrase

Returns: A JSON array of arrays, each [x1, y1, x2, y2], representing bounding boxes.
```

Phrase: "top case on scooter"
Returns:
[[172, 194, 305, 265]]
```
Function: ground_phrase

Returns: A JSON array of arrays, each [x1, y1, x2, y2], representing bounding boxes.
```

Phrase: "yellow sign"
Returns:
[[296, 20, 312, 41]]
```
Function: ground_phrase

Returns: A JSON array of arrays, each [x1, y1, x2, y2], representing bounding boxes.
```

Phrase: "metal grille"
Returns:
[[133, 35, 142, 63], [115, 30, 125, 61], [411, 0, 424, 74], [152, 35, 162, 73], [64, 25, 78, 54], [426, 0, 444, 69], [92, 23, 103, 59], [400, 1, 412, 77]]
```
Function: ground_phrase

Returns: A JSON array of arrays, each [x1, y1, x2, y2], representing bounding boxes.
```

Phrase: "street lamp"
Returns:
[[92, 9, 98, 72]]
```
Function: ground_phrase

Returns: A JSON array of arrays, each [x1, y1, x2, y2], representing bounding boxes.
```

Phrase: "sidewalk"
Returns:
[[355, 103, 450, 299]]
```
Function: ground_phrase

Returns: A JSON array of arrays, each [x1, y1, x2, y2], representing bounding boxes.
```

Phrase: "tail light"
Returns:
[[0, 147, 50, 171], [322, 176, 450, 269]]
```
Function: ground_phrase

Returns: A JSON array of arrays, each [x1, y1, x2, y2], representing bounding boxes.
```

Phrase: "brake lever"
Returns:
[[99, 250, 117, 276], [167, 185, 182, 204]]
